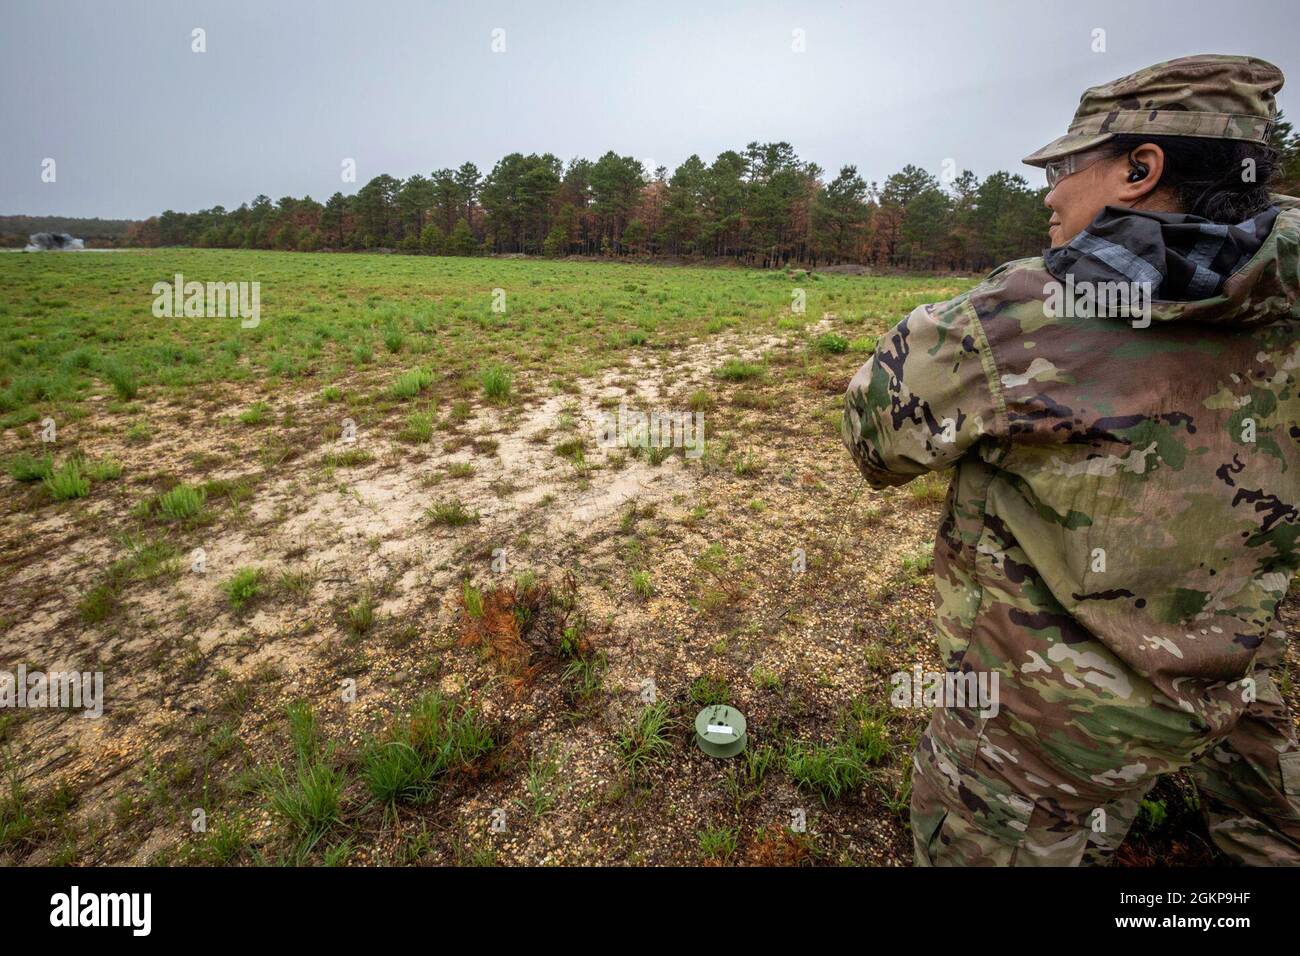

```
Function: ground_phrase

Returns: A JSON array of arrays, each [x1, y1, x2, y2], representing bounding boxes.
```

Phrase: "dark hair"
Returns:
[[1104, 134, 1279, 223]]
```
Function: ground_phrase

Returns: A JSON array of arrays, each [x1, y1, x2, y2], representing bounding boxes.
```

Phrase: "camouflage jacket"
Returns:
[[843, 196, 1300, 794]]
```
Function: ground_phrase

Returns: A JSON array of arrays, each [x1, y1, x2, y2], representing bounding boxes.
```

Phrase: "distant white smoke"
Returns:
[[25, 232, 85, 251]]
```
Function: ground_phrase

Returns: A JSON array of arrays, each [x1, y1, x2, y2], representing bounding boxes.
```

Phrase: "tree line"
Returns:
[[125, 121, 1300, 272]]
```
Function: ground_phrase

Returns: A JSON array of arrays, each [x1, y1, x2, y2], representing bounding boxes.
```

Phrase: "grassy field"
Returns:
[[0, 249, 1282, 865]]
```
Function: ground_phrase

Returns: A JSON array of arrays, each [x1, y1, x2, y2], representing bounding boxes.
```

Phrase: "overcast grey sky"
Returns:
[[2, 0, 1297, 219]]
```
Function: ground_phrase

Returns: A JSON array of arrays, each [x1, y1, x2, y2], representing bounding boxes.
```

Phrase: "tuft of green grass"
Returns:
[[277, 567, 316, 600], [908, 470, 950, 504], [784, 740, 869, 803], [238, 401, 270, 425], [258, 701, 342, 851], [616, 701, 676, 783], [427, 499, 478, 527], [784, 697, 891, 803], [266, 760, 343, 846], [157, 484, 206, 522], [400, 410, 435, 444], [901, 547, 934, 578], [360, 741, 428, 808], [715, 359, 765, 382], [321, 385, 343, 402], [361, 692, 494, 809], [44, 460, 90, 500], [562, 650, 606, 705], [383, 325, 405, 354], [222, 566, 265, 610], [84, 457, 123, 482], [103, 363, 139, 400], [0, 770, 36, 850], [863, 644, 889, 671], [733, 449, 759, 477], [842, 697, 892, 760], [78, 583, 118, 624], [646, 444, 672, 466], [389, 367, 433, 399], [630, 569, 654, 599], [734, 742, 777, 799], [479, 363, 513, 402], [698, 825, 740, 862], [194, 815, 250, 865], [286, 699, 319, 763], [344, 592, 375, 638], [689, 674, 731, 707], [526, 749, 561, 817], [325, 448, 374, 468], [125, 421, 152, 443], [687, 390, 713, 412], [554, 436, 585, 461], [7, 452, 53, 482], [462, 582, 484, 618], [125, 538, 181, 581], [813, 332, 849, 354]]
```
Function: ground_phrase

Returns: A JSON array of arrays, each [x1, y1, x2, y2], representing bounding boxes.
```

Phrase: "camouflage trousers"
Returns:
[[910, 658, 1300, 867]]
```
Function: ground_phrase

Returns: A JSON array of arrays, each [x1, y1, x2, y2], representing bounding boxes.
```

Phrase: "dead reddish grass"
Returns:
[[456, 573, 589, 694], [744, 828, 816, 866]]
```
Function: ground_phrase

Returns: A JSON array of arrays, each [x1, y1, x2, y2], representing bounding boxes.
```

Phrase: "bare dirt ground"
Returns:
[[2, 320, 1296, 866]]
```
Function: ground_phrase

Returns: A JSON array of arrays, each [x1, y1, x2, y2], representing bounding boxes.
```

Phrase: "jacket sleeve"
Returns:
[[841, 295, 1004, 488]]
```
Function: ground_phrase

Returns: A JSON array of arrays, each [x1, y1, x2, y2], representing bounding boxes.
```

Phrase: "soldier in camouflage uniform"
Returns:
[[842, 55, 1300, 865]]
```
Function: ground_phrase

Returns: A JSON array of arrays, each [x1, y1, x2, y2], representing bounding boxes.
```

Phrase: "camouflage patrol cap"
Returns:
[[1023, 54, 1283, 167]]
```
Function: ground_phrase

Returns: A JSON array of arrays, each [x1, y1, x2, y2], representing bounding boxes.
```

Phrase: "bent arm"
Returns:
[[842, 297, 1002, 488]]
